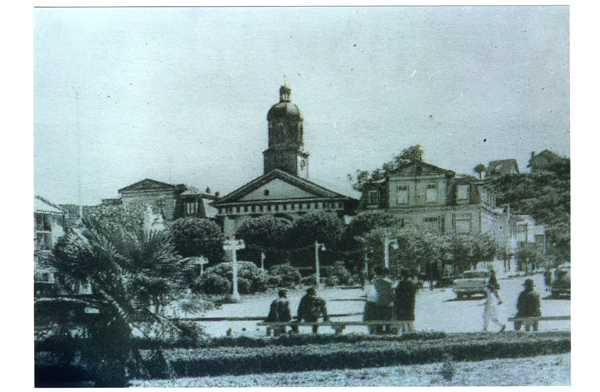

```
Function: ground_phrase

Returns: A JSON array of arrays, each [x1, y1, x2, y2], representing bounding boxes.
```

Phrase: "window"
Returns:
[[264, 189, 270, 196], [424, 217, 440, 233], [454, 214, 471, 234], [426, 184, 438, 202], [457, 185, 470, 200], [368, 190, 380, 206], [397, 186, 409, 205]]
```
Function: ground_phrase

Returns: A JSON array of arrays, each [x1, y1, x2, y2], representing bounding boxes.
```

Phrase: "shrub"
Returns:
[[325, 275, 340, 287], [197, 262, 268, 295], [197, 273, 231, 295], [300, 274, 318, 286], [266, 275, 283, 288], [323, 261, 353, 286], [268, 264, 302, 288]]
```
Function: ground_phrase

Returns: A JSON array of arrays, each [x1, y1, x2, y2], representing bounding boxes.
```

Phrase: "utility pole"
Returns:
[[314, 241, 326, 289], [223, 238, 245, 302]]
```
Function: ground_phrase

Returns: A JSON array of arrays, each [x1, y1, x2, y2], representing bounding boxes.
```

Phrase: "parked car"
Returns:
[[453, 270, 491, 299], [551, 263, 570, 298]]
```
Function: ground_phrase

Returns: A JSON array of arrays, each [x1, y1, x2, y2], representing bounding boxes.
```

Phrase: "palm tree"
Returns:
[[45, 214, 204, 386], [474, 163, 487, 180]]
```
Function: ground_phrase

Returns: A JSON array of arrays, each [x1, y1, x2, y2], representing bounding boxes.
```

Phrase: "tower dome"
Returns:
[[263, 85, 309, 177], [267, 85, 303, 121]]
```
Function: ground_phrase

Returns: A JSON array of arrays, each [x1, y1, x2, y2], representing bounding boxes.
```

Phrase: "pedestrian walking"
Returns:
[[487, 268, 503, 304], [544, 268, 553, 291], [295, 287, 329, 333], [394, 269, 419, 334], [363, 267, 394, 334], [514, 278, 542, 331], [265, 289, 292, 336], [482, 284, 506, 332]]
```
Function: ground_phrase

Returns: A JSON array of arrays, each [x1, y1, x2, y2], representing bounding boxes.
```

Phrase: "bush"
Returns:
[[268, 264, 302, 288], [266, 275, 283, 288], [300, 274, 318, 286], [197, 262, 268, 295], [197, 273, 231, 295], [323, 261, 353, 286], [325, 275, 340, 287]]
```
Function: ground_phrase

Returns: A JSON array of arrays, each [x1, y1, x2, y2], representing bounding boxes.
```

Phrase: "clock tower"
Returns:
[[263, 85, 309, 178]]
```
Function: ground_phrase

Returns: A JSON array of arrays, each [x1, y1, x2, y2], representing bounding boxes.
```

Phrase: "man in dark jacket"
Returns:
[[266, 289, 292, 335], [514, 279, 542, 331], [296, 287, 328, 333], [394, 269, 419, 333]]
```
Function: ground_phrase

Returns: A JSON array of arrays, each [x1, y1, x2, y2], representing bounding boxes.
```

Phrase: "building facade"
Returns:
[[359, 161, 503, 238], [34, 196, 66, 295], [104, 179, 218, 222], [213, 86, 358, 238], [528, 150, 567, 173]]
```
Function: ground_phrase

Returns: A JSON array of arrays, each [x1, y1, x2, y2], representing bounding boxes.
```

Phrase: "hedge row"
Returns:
[[141, 332, 570, 379]]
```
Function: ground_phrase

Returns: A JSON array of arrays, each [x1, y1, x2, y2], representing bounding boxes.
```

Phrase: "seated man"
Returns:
[[265, 289, 292, 336], [364, 267, 394, 334], [514, 279, 542, 331], [295, 287, 329, 333]]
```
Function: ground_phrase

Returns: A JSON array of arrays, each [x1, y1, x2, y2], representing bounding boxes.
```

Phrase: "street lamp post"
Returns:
[[223, 238, 245, 302], [315, 241, 326, 289], [384, 234, 399, 269]]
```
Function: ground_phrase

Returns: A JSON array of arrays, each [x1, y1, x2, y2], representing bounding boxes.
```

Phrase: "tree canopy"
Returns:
[[168, 218, 225, 263]]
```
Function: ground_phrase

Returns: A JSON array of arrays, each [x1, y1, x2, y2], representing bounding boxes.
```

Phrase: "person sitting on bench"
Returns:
[[265, 289, 292, 336], [514, 278, 541, 332], [294, 287, 329, 333]]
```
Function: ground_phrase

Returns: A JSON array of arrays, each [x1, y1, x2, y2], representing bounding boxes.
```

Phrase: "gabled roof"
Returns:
[[35, 196, 64, 214], [118, 179, 177, 193], [213, 169, 358, 206], [387, 161, 455, 178], [527, 149, 566, 167], [486, 159, 519, 177]]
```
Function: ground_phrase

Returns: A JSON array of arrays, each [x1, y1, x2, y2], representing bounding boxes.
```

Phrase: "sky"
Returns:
[[34, 6, 570, 206]]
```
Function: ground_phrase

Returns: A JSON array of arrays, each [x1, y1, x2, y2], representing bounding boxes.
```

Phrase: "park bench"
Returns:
[[257, 320, 411, 336], [507, 315, 570, 329]]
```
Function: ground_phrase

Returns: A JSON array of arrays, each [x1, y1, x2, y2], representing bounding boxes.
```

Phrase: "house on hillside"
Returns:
[[103, 179, 218, 222], [485, 159, 519, 178], [527, 150, 567, 173]]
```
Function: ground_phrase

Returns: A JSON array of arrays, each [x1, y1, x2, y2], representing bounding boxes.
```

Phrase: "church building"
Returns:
[[213, 86, 359, 238]]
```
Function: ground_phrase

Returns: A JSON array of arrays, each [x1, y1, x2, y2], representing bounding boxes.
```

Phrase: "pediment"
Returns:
[[238, 178, 315, 201]]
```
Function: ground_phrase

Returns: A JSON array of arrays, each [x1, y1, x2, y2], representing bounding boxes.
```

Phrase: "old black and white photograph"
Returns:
[[31, 4, 574, 387]]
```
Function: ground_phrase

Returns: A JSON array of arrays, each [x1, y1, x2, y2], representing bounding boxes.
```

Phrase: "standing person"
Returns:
[[265, 289, 292, 336], [296, 287, 329, 333], [483, 284, 506, 332], [544, 268, 553, 291], [514, 279, 542, 331], [487, 268, 503, 304], [394, 269, 419, 334], [364, 267, 394, 334]]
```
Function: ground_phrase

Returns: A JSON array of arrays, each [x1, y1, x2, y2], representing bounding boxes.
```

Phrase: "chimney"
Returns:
[[531, 151, 536, 158]]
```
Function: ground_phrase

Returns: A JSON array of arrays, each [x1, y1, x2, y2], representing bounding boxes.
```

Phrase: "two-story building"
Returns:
[[360, 161, 503, 238], [34, 196, 67, 296], [102, 179, 218, 222]]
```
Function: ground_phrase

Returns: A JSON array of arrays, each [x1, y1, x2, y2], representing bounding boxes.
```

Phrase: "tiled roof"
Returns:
[[486, 159, 519, 176]]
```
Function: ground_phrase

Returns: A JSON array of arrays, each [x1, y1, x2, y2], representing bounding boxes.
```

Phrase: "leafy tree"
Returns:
[[516, 243, 547, 274], [47, 215, 203, 386], [395, 144, 424, 163], [474, 163, 486, 180], [235, 216, 292, 268], [489, 166, 570, 263], [169, 218, 225, 263], [287, 212, 345, 267], [340, 211, 405, 270], [349, 145, 424, 191]]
